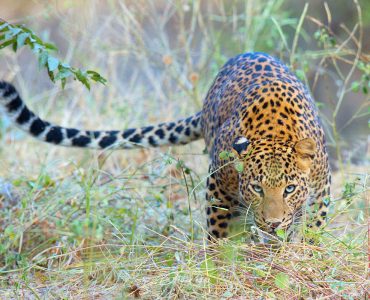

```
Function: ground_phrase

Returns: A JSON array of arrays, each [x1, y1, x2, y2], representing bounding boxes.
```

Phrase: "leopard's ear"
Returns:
[[232, 136, 250, 156], [295, 138, 316, 171]]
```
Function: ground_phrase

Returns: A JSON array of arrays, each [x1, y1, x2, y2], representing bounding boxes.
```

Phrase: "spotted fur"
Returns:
[[202, 52, 330, 240], [0, 52, 331, 241], [0, 82, 202, 149]]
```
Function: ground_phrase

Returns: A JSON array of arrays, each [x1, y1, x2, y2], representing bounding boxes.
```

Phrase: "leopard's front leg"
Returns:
[[306, 173, 331, 236], [308, 194, 330, 229], [205, 167, 238, 241]]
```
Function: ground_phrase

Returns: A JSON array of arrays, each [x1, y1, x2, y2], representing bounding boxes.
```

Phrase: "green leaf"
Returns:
[[87, 70, 107, 84], [0, 39, 14, 49], [47, 69, 55, 82], [86, 70, 100, 76], [235, 161, 244, 173], [275, 229, 286, 239], [315, 101, 325, 108], [295, 69, 305, 81], [351, 81, 360, 92], [8, 27, 21, 37], [16, 32, 29, 48], [47, 56, 59, 71], [55, 68, 73, 81], [323, 197, 330, 206], [219, 150, 235, 160], [12, 40, 17, 52], [80, 76, 90, 90], [75, 69, 91, 89], [0, 23, 9, 31], [32, 43, 43, 52], [61, 62, 71, 68], [219, 151, 229, 160], [275, 272, 290, 290], [38, 50, 48, 68]]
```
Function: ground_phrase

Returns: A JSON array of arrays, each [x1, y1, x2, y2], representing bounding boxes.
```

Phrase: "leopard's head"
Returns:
[[232, 136, 315, 235]]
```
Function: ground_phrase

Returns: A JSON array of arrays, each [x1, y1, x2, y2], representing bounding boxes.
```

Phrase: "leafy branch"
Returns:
[[0, 19, 107, 89]]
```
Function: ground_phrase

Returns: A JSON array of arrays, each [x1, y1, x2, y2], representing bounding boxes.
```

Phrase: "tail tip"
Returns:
[[0, 81, 16, 96]]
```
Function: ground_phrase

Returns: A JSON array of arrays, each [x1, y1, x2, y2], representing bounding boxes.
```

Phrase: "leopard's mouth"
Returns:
[[253, 222, 294, 243], [255, 220, 291, 232]]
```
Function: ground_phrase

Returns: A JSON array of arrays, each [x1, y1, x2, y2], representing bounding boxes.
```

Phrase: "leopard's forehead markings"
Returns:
[[242, 139, 302, 187], [247, 139, 295, 159]]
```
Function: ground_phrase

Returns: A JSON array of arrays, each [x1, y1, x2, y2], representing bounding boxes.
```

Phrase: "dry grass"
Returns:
[[0, 1, 369, 299]]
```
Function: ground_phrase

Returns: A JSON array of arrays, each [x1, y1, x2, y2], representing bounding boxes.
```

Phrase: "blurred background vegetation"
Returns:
[[1, 0, 369, 169], [0, 1, 368, 298]]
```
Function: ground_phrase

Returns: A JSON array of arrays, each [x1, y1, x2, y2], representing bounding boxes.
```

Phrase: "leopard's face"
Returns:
[[232, 137, 315, 234]]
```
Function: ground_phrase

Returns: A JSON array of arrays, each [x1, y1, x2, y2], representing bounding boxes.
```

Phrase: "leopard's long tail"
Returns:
[[0, 81, 203, 149]]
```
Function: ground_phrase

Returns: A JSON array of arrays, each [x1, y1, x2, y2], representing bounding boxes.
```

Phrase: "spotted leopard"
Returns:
[[0, 52, 331, 241]]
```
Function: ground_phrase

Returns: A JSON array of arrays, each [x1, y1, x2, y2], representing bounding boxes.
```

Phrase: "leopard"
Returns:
[[0, 52, 331, 242]]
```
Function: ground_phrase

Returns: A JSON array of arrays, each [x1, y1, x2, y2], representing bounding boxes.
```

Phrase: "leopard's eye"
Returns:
[[252, 185, 263, 194], [285, 185, 296, 194]]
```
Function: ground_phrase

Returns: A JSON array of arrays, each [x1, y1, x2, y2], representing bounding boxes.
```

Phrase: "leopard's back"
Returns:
[[201, 53, 331, 239], [201, 52, 324, 155]]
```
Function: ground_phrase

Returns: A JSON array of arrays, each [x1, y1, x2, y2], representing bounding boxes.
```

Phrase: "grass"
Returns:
[[0, 0, 369, 299], [0, 162, 367, 298]]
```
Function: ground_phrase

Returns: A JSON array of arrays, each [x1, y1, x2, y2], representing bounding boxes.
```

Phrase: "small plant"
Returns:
[[351, 61, 370, 94], [314, 27, 336, 48], [0, 19, 107, 89]]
